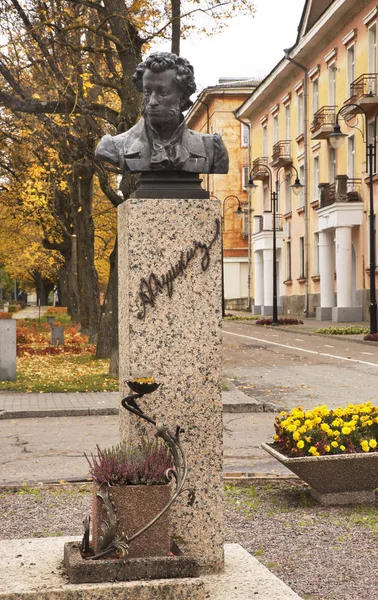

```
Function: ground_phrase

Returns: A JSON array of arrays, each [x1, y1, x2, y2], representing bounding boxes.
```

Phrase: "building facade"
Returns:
[[186, 79, 258, 309], [236, 0, 378, 322]]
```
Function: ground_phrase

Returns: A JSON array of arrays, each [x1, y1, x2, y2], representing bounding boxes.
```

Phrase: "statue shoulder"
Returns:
[[95, 121, 143, 168], [200, 131, 229, 174]]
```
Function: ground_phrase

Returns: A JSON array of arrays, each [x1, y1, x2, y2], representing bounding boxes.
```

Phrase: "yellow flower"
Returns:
[[369, 439, 377, 449], [297, 440, 305, 449], [324, 445, 331, 452], [340, 445, 346, 451], [293, 431, 300, 441], [360, 440, 370, 452], [341, 426, 351, 435], [309, 446, 319, 456], [331, 441, 338, 448], [321, 423, 330, 433], [273, 434, 279, 441]]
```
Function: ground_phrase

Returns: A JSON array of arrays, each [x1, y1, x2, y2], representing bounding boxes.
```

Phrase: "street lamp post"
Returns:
[[219, 195, 243, 317], [247, 166, 303, 324], [329, 105, 378, 334]]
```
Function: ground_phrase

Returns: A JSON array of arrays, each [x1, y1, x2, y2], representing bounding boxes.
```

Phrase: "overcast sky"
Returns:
[[151, 0, 306, 93]]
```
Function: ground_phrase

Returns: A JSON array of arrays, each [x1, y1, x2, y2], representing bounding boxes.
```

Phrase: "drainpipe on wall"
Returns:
[[284, 51, 310, 316], [234, 113, 252, 311]]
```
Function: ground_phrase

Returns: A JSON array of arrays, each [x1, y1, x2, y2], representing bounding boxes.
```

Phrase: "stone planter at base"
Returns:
[[92, 483, 171, 557], [261, 443, 378, 505]]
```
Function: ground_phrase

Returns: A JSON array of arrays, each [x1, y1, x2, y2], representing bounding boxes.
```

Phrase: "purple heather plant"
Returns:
[[86, 438, 173, 486], [256, 317, 304, 325]]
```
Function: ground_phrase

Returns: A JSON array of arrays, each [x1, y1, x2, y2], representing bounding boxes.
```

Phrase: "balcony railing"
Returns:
[[319, 176, 362, 208], [254, 213, 283, 233], [270, 141, 292, 167], [349, 73, 378, 101], [310, 106, 337, 138], [252, 157, 269, 180]]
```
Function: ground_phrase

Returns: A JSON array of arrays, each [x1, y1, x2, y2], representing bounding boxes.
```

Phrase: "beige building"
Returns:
[[236, 0, 378, 322], [186, 78, 258, 309]]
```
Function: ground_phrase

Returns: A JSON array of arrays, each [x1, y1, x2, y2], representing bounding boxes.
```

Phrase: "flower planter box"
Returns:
[[261, 443, 378, 505], [92, 483, 172, 558]]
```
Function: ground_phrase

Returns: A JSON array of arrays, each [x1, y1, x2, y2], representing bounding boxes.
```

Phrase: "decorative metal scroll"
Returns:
[[84, 380, 193, 561]]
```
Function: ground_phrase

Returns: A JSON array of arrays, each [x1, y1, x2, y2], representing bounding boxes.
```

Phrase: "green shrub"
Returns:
[[315, 326, 369, 335]]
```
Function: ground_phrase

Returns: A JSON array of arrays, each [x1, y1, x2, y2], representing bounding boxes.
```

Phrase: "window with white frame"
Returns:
[[369, 23, 377, 75], [328, 146, 337, 183], [241, 123, 249, 147], [285, 105, 291, 139], [297, 92, 304, 136], [273, 115, 279, 145], [298, 165, 305, 207], [285, 176, 292, 213], [262, 125, 268, 156], [312, 79, 319, 116], [312, 155, 320, 202], [347, 44, 355, 95], [263, 183, 270, 212], [313, 232, 319, 276], [241, 165, 249, 190], [286, 241, 292, 281], [328, 63, 337, 105], [299, 237, 305, 278], [348, 135, 355, 178]]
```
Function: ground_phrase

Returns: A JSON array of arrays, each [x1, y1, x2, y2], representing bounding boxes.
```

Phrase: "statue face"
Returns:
[[142, 69, 183, 129]]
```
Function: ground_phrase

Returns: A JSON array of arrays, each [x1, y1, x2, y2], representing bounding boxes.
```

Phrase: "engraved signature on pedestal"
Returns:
[[137, 217, 220, 319]]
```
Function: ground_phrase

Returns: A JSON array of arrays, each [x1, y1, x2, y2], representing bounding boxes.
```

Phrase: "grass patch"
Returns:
[[0, 353, 118, 392], [315, 326, 369, 335], [223, 314, 260, 321]]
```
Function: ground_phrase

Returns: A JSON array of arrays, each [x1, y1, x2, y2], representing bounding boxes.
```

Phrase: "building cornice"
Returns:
[[236, 0, 371, 120]]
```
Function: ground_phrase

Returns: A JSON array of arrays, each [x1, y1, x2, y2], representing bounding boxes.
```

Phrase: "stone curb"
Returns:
[[0, 407, 119, 420]]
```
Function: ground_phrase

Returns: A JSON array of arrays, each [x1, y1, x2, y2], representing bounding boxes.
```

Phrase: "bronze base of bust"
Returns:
[[130, 171, 210, 199]]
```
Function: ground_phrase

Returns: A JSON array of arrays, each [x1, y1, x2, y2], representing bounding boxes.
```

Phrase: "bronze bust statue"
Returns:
[[95, 52, 229, 175]]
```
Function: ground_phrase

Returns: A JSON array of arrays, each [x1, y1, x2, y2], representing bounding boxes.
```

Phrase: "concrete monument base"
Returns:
[[0, 538, 304, 600], [118, 198, 224, 573], [0, 319, 16, 381]]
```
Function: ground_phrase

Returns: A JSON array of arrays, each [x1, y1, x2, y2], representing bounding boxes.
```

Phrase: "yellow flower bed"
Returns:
[[273, 402, 378, 457]]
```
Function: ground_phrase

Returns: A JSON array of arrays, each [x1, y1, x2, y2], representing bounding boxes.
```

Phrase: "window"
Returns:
[[299, 237, 305, 278], [241, 165, 249, 190], [285, 176, 292, 213], [262, 125, 268, 156], [298, 165, 305, 207], [312, 79, 319, 116], [368, 121, 376, 174], [312, 156, 320, 202], [273, 115, 279, 144], [347, 45, 355, 95], [369, 24, 377, 74], [286, 241, 292, 281], [297, 93, 304, 136], [285, 105, 291, 139], [328, 146, 337, 183], [328, 63, 337, 105], [313, 232, 319, 276], [348, 135, 355, 178], [241, 123, 250, 147], [263, 184, 270, 212], [242, 207, 249, 237]]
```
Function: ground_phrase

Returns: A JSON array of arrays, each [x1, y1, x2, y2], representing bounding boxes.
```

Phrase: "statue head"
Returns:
[[133, 53, 197, 130]]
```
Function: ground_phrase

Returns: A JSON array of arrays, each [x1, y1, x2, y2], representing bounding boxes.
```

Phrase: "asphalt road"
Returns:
[[2, 323, 378, 485]]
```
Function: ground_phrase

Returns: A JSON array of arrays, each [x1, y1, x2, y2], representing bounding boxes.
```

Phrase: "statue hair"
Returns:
[[133, 52, 196, 111]]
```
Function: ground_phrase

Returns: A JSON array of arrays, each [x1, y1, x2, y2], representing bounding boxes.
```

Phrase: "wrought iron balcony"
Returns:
[[270, 141, 292, 168], [345, 73, 378, 113], [253, 213, 283, 233], [310, 106, 337, 139], [318, 176, 362, 209], [251, 157, 269, 180]]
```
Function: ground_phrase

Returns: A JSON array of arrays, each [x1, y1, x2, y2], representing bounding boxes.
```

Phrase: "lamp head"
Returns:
[[329, 124, 348, 150], [291, 177, 304, 196], [246, 177, 258, 195]]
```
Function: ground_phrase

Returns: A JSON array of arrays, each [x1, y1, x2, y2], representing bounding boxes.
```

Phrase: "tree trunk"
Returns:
[[68, 162, 101, 342], [34, 271, 54, 306], [96, 238, 117, 358], [171, 0, 181, 55]]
